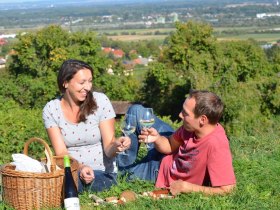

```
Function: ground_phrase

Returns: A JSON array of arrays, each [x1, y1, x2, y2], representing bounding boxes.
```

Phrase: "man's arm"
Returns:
[[154, 134, 181, 154], [169, 180, 236, 195]]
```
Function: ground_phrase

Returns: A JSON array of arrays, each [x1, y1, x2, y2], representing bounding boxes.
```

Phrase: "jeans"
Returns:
[[117, 104, 174, 182], [78, 170, 117, 193]]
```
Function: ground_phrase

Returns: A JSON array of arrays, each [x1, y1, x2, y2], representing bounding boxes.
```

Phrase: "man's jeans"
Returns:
[[117, 104, 174, 182]]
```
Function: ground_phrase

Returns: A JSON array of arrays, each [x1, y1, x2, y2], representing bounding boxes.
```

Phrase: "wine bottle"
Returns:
[[63, 155, 80, 210]]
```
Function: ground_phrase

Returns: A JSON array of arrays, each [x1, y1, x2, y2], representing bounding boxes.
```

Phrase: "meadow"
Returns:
[[1, 115, 279, 209], [75, 134, 280, 210], [103, 27, 280, 43]]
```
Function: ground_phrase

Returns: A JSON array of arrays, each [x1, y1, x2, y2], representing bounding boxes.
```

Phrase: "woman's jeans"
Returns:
[[116, 104, 174, 182], [78, 170, 117, 193]]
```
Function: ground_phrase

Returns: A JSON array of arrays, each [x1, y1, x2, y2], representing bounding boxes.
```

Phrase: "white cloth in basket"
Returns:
[[11, 154, 45, 173]]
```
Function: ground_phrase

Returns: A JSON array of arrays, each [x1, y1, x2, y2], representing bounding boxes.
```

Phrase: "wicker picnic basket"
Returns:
[[1, 137, 79, 210]]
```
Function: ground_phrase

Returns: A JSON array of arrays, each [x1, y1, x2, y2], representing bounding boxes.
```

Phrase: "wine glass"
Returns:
[[117, 114, 136, 155], [139, 108, 155, 149]]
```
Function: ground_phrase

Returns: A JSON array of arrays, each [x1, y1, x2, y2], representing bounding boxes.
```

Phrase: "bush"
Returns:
[[0, 106, 48, 164]]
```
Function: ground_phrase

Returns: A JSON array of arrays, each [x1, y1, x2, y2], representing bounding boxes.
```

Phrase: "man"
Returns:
[[118, 90, 236, 195]]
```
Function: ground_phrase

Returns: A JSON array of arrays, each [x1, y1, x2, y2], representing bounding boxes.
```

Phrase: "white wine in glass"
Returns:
[[139, 108, 155, 149], [118, 114, 136, 155]]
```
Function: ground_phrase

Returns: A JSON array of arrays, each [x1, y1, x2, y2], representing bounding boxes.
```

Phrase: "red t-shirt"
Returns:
[[155, 124, 236, 188]]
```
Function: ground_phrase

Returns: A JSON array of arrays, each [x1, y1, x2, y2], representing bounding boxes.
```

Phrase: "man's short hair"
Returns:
[[189, 90, 224, 124]]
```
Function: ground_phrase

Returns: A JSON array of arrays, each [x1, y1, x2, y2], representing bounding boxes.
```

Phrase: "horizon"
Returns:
[[0, 0, 272, 3]]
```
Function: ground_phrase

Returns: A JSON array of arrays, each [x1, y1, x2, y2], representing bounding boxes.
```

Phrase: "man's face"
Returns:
[[179, 97, 201, 132]]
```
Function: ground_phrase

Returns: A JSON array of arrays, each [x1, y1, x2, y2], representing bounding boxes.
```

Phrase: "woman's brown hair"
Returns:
[[57, 59, 97, 122]]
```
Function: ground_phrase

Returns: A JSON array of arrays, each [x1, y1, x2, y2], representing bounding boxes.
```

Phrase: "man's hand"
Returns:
[[169, 180, 192, 195], [138, 127, 160, 143]]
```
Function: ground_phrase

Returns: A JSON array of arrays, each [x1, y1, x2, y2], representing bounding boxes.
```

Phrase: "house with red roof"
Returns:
[[112, 49, 125, 58], [0, 38, 7, 46], [102, 47, 125, 58]]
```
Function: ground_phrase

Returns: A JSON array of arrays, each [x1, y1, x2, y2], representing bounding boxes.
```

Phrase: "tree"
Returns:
[[141, 21, 278, 136], [6, 25, 137, 108]]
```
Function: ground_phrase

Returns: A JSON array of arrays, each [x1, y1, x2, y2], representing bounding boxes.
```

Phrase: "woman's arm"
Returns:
[[46, 127, 68, 156], [46, 126, 94, 184]]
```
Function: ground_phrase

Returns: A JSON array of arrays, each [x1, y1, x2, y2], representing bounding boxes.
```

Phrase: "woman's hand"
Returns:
[[115, 136, 131, 153], [138, 127, 160, 144], [80, 165, 94, 184]]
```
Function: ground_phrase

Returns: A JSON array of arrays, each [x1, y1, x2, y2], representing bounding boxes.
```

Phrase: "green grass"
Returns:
[[1, 135, 280, 209], [217, 33, 280, 43], [74, 134, 280, 210], [1, 132, 279, 209], [102, 26, 280, 43]]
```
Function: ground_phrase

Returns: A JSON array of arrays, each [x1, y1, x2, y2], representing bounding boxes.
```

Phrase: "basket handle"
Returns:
[[23, 137, 56, 172]]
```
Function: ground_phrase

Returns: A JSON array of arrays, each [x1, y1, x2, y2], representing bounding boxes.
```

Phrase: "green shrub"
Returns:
[[0, 107, 48, 164]]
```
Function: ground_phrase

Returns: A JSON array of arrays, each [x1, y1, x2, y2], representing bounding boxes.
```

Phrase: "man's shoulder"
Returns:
[[208, 124, 229, 146]]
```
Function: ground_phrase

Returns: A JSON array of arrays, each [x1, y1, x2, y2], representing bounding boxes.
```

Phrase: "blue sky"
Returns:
[[0, 0, 135, 3]]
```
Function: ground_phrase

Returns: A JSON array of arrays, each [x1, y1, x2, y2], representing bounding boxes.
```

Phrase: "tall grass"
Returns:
[[74, 134, 280, 210], [1, 120, 279, 209]]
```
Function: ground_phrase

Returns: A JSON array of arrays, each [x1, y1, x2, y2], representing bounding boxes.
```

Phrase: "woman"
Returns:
[[42, 59, 131, 192]]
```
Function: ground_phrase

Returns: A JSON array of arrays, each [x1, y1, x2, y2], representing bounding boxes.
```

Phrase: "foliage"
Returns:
[[141, 21, 279, 137], [0, 105, 48, 164], [265, 45, 280, 73], [140, 62, 188, 118], [5, 25, 138, 108], [95, 74, 140, 101]]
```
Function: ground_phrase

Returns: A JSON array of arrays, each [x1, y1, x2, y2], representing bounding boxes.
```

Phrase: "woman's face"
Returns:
[[64, 68, 92, 103]]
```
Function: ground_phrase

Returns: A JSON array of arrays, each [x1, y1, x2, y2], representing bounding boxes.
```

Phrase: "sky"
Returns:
[[0, 0, 136, 2], [0, 0, 191, 2]]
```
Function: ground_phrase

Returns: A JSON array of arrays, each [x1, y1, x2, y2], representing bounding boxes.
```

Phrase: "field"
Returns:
[[216, 33, 280, 43], [108, 34, 167, 41], [102, 27, 280, 43], [2, 25, 280, 43], [107, 33, 280, 42]]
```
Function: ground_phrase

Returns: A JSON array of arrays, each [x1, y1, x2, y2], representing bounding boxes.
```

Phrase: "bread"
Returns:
[[120, 190, 137, 203]]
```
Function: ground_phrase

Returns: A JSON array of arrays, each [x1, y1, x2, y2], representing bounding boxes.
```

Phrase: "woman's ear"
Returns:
[[63, 82, 68, 89]]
